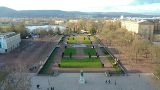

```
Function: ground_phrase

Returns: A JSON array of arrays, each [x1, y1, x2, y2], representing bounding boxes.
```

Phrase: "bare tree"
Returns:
[[0, 64, 31, 90]]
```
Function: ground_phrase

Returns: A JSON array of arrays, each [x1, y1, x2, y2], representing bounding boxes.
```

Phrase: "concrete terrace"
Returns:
[[31, 73, 160, 90]]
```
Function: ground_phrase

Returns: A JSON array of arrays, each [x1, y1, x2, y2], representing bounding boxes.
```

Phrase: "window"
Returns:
[[0, 42, 1, 48], [5, 49, 7, 53]]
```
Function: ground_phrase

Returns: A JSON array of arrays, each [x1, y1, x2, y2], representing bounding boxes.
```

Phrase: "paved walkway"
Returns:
[[31, 73, 160, 90]]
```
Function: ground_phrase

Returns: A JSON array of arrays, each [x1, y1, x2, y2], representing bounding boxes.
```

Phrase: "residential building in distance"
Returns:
[[151, 20, 160, 41], [0, 32, 21, 53], [69, 20, 78, 23], [55, 20, 64, 25], [121, 20, 154, 40]]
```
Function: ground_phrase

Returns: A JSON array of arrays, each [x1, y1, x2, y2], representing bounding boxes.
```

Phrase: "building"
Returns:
[[121, 20, 154, 40], [69, 20, 78, 23], [0, 32, 21, 53], [148, 20, 160, 41], [55, 20, 64, 25]]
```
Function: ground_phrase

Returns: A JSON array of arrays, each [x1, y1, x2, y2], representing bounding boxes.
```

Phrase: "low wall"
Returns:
[[37, 36, 64, 75]]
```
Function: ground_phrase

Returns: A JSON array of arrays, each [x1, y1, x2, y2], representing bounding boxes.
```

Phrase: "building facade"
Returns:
[[0, 32, 21, 53], [121, 20, 154, 40]]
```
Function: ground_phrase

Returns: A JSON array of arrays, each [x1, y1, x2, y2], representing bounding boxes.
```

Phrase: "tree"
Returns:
[[48, 29, 54, 35], [0, 27, 2, 32], [90, 27, 96, 35], [7, 24, 16, 32], [0, 64, 31, 90], [55, 27, 61, 35], [15, 24, 28, 39]]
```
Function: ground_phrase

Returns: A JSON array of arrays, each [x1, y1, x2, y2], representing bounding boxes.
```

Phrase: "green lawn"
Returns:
[[82, 39, 91, 44], [64, 48, 76, 55], [67, 36, 91, 44], [38, 47, 58, 74], [84, 48, 97, 56], [0, 71, 8, 81], [79, 36, 91, 44], [67, 36, 77, 44], [60, 58, 102, 68]]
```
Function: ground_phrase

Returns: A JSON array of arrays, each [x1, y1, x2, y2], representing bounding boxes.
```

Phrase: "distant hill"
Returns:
[[0, 7, 158, 18], [0, 7, 17, 17]]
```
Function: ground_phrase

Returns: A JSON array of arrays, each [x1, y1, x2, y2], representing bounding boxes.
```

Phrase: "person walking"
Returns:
[[36, 84, 40, 89], [105, 80, 108, 83], [115, 80, 116, 85], [108, 79, 111, 84]]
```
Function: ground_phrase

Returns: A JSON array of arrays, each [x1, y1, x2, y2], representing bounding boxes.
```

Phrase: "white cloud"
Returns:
[[0, 0, 159, 12], [106, 3, 160, 12], [0, 0, 134, 12]]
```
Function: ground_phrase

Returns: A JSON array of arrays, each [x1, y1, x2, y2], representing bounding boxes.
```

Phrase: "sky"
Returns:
[[0, 0, 160, 13]]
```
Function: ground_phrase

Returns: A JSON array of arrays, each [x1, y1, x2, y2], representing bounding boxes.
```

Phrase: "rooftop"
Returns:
[[0, 32, 18, 38]]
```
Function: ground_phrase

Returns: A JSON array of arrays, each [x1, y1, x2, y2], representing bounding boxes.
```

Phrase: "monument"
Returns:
[[79, 70, 85, 84]]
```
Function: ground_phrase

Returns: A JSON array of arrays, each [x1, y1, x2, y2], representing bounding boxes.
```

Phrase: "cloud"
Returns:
[[132, 0, 160, 5], [0, 0, 134, 11], [105, 3, 160, 13], [0, 0, 160, 13]]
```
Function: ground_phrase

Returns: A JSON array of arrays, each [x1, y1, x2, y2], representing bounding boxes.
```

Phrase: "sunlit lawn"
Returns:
[[67, 36, 77, 44], [64, 48, 76, 55], [60, 58, 102, 68], [67, 36, 91, 44], [84, 48, 96, 56]]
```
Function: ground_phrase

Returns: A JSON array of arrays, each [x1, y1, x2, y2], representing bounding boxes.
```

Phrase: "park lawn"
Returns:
[[67, 36, 77, 44], [76, 36, 91, 44], [76, 36, 86, 41], [38, 47, 58, 74], [82, 39, 91, 44], [60, 58, 102, 68], [84, 48, 96, 56], [64, 48, 76, 55]]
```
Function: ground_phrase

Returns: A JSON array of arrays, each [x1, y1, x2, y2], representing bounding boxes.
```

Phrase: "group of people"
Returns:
[[36, 84, 54, 90], [47, 87, 54, 90], [105, 79, 117, 85]]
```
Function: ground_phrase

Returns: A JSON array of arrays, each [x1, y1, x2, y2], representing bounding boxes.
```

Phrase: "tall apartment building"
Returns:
[[0, 32, 21, 53]]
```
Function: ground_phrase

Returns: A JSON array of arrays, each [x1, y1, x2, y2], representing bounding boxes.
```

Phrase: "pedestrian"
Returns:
[[105, 80, 107, 83], [52, 87, 54, 90], [115, 80, 116, 85], [36, 84, 40, 89], [108, 79, 111, 84]]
